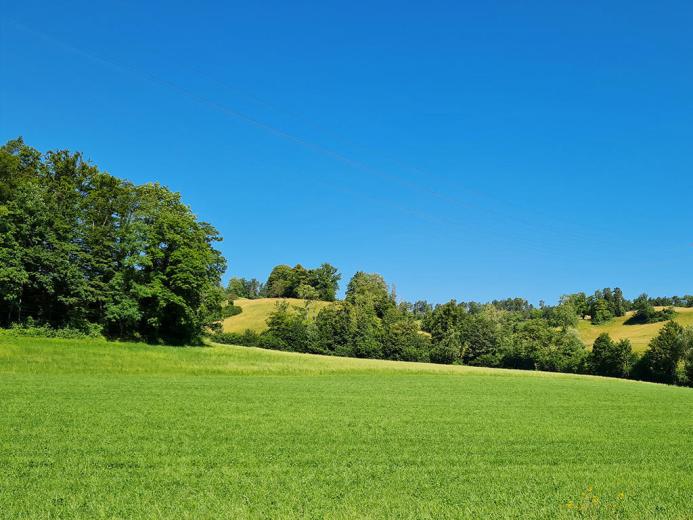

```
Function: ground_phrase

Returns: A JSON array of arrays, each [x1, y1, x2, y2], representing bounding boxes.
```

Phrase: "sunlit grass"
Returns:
[[222, 297, 332, 333], [1, 335, 691, 519], [577, 306, 693, 352]]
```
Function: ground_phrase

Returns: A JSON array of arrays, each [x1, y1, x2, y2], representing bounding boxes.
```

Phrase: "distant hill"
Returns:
[[577, 307, 693, 352], [222, 298, 333, 333]]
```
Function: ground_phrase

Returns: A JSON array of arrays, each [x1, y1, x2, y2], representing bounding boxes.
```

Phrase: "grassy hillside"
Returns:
[[577, 306, 693, 352], [1, 334, 692, 519], [222, 297, 332, 333]]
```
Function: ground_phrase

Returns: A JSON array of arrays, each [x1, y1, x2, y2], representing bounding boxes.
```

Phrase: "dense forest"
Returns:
[[2, 139, 692, 385]]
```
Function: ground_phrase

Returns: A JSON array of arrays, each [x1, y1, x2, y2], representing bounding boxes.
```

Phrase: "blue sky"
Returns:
[[1, 1, 691, 304]]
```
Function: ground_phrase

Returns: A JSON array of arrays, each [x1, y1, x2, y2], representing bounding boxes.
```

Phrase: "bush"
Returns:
[[625, 294, 676, 325], [209, 329, 260, 347], [625, 306, 676, 325], [222, 303, 243, 319], [3, 322, 103, 339], [257, 332, 289, 351]]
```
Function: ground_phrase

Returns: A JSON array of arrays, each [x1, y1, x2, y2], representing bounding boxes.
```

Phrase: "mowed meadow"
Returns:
[[1, 335, 692, 519]]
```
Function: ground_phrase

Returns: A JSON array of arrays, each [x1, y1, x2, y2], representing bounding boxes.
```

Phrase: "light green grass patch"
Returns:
[[1, 335, 691, 519]]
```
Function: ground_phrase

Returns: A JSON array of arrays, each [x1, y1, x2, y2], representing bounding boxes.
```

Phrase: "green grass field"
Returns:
[[1, 335, 692, 519], [577, 307, 693, 352], [223, 298, 333, 333]]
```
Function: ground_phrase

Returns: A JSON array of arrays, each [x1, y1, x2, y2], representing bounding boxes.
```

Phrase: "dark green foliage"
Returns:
[[612, 288, 627, 317], [648, 295, 693, 307], [345, 272, 394, 318], [350, 305, 383, 359], [491, 298, 533, 315], [421, 303, 590, 374], [262, 273, 428, 362], [263, 263, 341, 301], [500, 319, 588, 373], [216, 273, 687, 385], [263, 301, 314, 352], [459, 310, 504, 366], [226, 277, 263, 299], [684, 344, 693, 387], [381, 312, 431, 362], [534, 329, 588, 374], [581, 288, 632, 324], [314, 302, 356, 356], [296, 284, 320, 300], [561, 292, 590, 319], [400, 300, 433, 319], [0, 139, 225, 344], [429, 330, 461, 364], [421, 300, 467, 343], [211, 329, 261, 347], [589, 333, 635, 378], [309, 263, 341, 301], [501, 319, 552, 370], [636, 321, 691, 385], [589, 297, 613, 325], [222, 303, 243, 318], [543, 301, 579, 329], [626, 294, 676, 325], [264, 265, 297, 298]]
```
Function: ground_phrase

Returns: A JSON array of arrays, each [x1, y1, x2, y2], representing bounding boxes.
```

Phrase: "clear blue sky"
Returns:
[[1, 1, 691, 304]]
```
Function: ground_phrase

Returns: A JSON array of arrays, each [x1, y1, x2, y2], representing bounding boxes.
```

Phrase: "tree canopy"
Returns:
[[264, 263, 341, 301], [0, 138, 225, 344]]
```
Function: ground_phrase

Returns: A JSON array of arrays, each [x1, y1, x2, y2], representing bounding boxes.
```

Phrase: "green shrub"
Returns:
[[210, 329, 259, 347], [222, 304, 243, 319], [2, 322, 103, 339], [625, 306, 676, 325]]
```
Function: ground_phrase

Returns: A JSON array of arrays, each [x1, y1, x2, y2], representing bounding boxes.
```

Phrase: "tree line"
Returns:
[[560, 288, 686, 325], [2, 139, 692, 385], [0, 139, 225, 344], [214, 273, 693, 387], [215, 272, 430, 362]]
